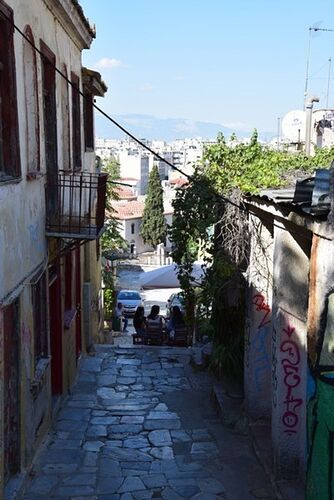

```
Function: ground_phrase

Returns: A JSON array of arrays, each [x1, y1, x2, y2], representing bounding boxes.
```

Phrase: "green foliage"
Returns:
[[209, 333, 244, 380], [103, 287, 114, 319], [203, 130, 334, 195], [171, 130, 334, 379], [140, 165, 167, 248], [100, 158, 126, 319], [101, 159, 127, 254]]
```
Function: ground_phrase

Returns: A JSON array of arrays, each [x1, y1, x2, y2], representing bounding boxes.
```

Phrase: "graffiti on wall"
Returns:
[[252, 293, 271, 392], [280, 324, 303, 435]]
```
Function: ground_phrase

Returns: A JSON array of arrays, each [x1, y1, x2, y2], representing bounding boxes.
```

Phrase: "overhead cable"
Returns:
[[4, 10, 333, 243]]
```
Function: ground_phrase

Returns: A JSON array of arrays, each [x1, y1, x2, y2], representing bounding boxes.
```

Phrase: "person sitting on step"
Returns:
[[114, 302, 128, 332]]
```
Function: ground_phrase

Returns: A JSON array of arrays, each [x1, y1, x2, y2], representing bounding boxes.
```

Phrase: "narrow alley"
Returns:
[[22, 344, 277, 500]]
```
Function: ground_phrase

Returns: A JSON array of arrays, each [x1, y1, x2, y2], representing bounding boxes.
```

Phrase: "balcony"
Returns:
[[45, 170, 108, 239]]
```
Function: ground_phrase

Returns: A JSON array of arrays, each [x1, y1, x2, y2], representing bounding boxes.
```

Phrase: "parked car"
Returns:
[[116, 290, 143, 317], [166, 292, 185, 318]]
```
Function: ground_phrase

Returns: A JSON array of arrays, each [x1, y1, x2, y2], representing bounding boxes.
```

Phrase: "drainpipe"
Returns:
[[305, 96, 319, 156]]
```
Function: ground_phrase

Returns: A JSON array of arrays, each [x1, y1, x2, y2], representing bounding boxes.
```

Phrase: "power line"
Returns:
[[3, 9, 334, 244], [3, 11, 190, 180]]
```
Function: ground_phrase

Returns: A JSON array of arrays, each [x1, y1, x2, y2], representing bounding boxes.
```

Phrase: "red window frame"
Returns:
[[32, 272, 48, 363], [23, 25, 40, 176], [84, 92, 94, 151], [0, 0, 21, 181]]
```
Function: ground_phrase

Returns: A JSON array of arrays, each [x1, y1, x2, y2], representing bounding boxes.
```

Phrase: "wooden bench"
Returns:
[[145, 322, 163, 345]]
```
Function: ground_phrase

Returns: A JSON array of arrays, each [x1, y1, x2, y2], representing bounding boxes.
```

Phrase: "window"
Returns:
[[0, 0, 21, 180], [61, 64, 70, 170], [23, 26, 40, 176], [40, 40, 58, 216], [131, 222, 135, 234], [3, 299, 20, 482], [71, 72, 81, 170], [65, 252, 73, 310], [32, 272, 48, 362]]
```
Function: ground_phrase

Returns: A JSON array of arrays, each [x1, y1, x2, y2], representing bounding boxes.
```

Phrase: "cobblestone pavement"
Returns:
[[23, 345, 277, 500]]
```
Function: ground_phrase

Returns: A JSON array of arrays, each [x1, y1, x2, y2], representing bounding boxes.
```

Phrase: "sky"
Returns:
[[79, 0, 334, 137]]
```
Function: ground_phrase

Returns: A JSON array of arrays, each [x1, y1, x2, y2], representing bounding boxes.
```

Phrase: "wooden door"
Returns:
[[3, 300, 20, 483], [75, 245, 82, 357], [49, 263, 62, 395]]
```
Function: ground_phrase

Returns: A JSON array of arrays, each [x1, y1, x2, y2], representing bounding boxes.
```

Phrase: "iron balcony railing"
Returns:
[[45, 170, 108, 239]]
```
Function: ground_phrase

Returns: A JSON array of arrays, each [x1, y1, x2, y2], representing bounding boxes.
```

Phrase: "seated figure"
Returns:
[[114, 302, 128, 332], [145, 305, 164, 344], [166, 305, 185, 339], [133, 306, 147, 340]]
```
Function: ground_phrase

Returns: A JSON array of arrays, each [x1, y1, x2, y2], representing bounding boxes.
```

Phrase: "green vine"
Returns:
[[170, 130, 334, 379]]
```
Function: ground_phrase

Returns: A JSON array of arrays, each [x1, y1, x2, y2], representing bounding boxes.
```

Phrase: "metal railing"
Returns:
[[45, 170, 108, 239]]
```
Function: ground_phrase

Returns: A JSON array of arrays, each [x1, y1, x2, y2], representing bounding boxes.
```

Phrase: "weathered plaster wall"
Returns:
[[1, 1, 94, 495], [0, 181, 46, 302], [1, 0, 88, 304], [20, 287, 51, 467], [271, 222, 310, 480], [245, 214, 274, 419], [0, 308, 4, 493]]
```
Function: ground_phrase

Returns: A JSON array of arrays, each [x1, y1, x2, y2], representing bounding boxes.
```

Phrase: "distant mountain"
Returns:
[[95, 113, 252, 141]]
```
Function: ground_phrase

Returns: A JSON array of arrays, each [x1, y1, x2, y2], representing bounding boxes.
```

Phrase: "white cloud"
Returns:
[[138, 83, 154, 92], [95, 58, 125, 69], [173, 75, 185, 81]]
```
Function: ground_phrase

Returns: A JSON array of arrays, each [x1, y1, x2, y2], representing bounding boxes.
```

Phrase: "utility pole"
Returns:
[[305, 96, 319, 156], [326, 58, 332, 109], [304, 26, 334, 109]]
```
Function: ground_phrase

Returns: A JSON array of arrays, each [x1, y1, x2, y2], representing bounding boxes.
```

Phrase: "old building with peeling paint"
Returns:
[[244, 169, 334, 498], [0, 0, 107, 496]]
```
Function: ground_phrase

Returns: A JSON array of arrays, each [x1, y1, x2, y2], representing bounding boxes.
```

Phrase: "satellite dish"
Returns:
[[282, 110, 306, 143]]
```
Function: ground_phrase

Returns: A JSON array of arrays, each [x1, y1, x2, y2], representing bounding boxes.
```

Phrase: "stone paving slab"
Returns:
[[23, 345, 279, 500]]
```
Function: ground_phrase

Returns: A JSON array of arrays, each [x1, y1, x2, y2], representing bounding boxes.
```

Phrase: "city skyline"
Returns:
[[80, 0, 334, 137]]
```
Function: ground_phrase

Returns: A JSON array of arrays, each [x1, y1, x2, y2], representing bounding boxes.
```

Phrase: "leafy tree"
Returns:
[[100, 158, 126, 317], [101, 158, 127, 254], [140, 165, 167, 248], [171, 130, 334, 379]]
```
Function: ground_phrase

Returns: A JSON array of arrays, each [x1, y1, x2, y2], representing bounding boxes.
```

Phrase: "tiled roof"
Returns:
[[112, 201, 145, 220], [111, 200, 173, 220], [115, 185, 137, 200]]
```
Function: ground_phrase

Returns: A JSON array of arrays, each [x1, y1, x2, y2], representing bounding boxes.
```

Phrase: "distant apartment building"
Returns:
[[112, 200, 173, 255], [154, 151, 174, 179], [96, 136, 207, 187], [117, 150, 150, 195]]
